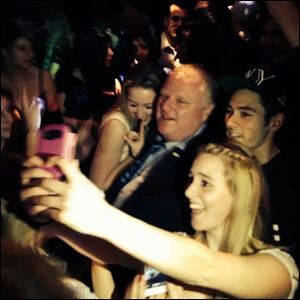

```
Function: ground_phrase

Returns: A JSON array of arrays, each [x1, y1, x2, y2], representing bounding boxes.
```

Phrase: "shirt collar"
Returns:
[[161, 32, 174, 51], [164, 123, 207, 150]]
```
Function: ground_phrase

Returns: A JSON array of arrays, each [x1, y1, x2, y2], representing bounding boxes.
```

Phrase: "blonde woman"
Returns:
[[89, 65, 165, 191], [21, 143, 298, 298]]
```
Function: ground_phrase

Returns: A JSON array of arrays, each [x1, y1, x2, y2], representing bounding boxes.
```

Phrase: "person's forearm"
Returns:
[[87, 206, 213, 287], [89, 142, 126, 190], [265, 1, 299, 47], [89, 154, 113, 190], [26, 131, 38, 157], [49, 223, 140, 268], [90, 152, 134, 191], [101, 157, 134, 191], [86, 207, 291, 298], [91, 262, 116, 299]]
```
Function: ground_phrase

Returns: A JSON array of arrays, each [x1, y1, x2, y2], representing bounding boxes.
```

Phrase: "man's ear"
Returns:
[[202, 104, 215, 123], [269, 113, 285, 132]]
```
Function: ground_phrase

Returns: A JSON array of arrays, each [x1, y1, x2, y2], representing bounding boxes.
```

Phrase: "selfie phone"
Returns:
[[36, 124, 77, 179], [144, 265, 167, 297]]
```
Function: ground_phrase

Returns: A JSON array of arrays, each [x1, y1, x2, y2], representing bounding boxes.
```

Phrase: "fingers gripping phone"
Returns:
[[144, 265, 167, 297], [36, 124, 77, 179]]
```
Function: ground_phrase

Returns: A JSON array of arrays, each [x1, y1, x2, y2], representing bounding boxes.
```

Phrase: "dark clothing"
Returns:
[[262, 46, 299, 150], [58, 74, 94, 120], [262, 148, 299, 264], [112, 147, 193, 232], [182, 7, 259, 77], [106, 129, 215, 233], [55, 65, 117, 122]]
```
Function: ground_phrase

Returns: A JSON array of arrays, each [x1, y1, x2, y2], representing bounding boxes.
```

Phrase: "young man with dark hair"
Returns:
[[159, 0, 190, 71], [220, 68, 298, 257]]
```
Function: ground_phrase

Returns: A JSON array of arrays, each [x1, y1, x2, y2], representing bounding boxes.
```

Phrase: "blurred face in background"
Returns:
[[1, 95, 14, 150], [126, 86, 156, 125], [132, 37, 150, 64], [105, 46, 114, 67], [165, 4, 188, 39], [260, 19, 289, 61], [3, 37, 35, 69]]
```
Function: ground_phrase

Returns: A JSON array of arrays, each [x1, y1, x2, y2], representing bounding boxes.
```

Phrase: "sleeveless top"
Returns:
[[99, 109, 131, 162]]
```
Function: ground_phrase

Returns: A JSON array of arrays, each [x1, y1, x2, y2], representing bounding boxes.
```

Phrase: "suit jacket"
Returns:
[[106, 128, 215, 233]]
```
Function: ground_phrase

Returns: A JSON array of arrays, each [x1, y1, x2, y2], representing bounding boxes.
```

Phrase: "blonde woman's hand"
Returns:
[[21, 156, 108, 235], [21, 156, 54, 221], [123, 119, 145, 159]]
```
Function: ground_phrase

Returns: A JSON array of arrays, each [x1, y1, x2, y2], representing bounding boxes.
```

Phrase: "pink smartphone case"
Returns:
[[36, 124, 77, 159]]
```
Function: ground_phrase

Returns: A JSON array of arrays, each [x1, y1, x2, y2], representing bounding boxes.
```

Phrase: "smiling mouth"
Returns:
[[160, 113, 175, 121], [190, 204, 205, 215], [191, 209, 205, 216], [226, 131, 241, 139]]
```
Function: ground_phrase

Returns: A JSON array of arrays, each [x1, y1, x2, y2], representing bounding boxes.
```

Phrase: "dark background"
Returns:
[[1, 0, 168, 33]]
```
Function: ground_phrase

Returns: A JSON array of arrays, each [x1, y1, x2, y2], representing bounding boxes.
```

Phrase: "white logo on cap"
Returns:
[[245, 69, 276, 86]]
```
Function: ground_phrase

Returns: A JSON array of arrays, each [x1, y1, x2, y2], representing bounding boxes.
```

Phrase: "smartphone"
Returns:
[[36, 124, 77, 179], [144, 265, 167, 297], [37, 124, 77, 159]]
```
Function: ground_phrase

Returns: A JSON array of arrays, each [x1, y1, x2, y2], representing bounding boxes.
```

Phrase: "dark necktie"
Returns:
[[108, 135, 166, 199]]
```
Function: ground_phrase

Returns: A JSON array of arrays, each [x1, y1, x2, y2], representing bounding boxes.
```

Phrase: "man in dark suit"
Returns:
[[94, 64, 217, 295], [93, 64, 217, 295], [106, 64, 217, 233]]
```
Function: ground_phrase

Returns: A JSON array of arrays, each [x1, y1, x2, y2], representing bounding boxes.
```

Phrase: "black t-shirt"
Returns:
[[262, 148, 299, 251]]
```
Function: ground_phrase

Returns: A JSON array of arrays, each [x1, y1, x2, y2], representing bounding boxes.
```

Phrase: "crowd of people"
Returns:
[[1, 0, 299, 298]]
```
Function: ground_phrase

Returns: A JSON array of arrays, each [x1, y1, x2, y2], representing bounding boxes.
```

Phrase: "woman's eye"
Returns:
[[201, 180, 210, 187], [129, 103, 137, 108]]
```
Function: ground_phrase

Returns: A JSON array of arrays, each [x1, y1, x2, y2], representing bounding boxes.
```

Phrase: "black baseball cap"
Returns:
[[219, 68, 287, 114]]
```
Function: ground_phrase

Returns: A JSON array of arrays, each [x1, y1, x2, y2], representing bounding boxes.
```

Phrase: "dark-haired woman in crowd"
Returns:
[[1, 19, 61, 157], [128, 25, 161, 67]]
